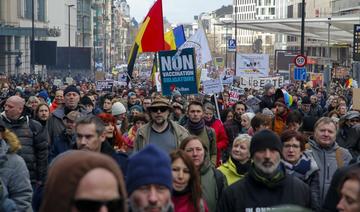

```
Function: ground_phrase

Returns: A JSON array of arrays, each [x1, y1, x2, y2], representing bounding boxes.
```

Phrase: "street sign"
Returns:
[[228, 39, 236, 52], [294, 54, 307, 67], [294, 67, 307, 81], [353, 24, 360, 61]]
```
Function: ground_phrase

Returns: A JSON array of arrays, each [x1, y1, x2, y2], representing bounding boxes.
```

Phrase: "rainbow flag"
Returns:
[[164, 25, 186, 50]]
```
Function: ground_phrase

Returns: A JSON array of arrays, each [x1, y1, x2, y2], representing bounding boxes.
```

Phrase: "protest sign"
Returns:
[[53, 79, 62, 87], [236, 54, 269, 77], [95, 71, 105, 81], [203, 79, 222, 94], [96, 80, 114, 92], [238, 76, 284, 90], [65, 77, 74, 85], [229, 86, 245, 102], [155, 72, 162, 92], [159, 48, 198, 96], [310, 73, 323, 88], [353, 88, 360, 110]]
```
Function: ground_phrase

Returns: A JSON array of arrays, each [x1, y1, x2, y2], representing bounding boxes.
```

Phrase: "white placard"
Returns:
[[203, 79, 223, 94], [236, 54, 269, 77]]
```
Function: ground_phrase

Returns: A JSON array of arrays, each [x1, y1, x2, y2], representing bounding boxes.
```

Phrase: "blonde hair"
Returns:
[[2, 129, 21, 153], [233, 134, 251, 148]]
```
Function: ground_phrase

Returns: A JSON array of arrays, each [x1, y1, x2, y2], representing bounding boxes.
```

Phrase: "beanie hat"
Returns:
[[64, 85, 80, 96], [250, 129, 282, 157], [130, 105, 143, 113], [80, 96, 94, 106], [112, 102, 126, 116], [126, 144, 172, 195], [37, 90, 49, 100], [264, 83, 274, 93]]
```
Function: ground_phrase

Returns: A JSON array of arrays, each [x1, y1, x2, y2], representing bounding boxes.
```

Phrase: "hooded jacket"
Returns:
[[307, 138, 352, 204], [0, 139, 33, 211], [40, 150, 127, 212], [134, 120, 189, 151], [218, 157, 249, 185], [218, 164, 311, 211], [0, 113, 48, 184]]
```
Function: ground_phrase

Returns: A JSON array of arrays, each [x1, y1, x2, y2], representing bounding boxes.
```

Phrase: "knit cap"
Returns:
[[112, 102, 126, 116], [64, 85, 80, 96], [37, 90, 49, 100], [126, 144, 172, 195], [250, 129, 282, 158]]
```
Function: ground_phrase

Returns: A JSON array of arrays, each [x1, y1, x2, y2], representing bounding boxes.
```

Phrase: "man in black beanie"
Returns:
[[218, 129, 311, 211], [47, 85, 90, 145]]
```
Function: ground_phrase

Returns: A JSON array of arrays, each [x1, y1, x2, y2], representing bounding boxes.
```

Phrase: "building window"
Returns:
[[37, 0, 45, 21], [24, 0, 32, 19], [269, 7, 275, 15], [297, 3, 303, 18], [287, 5, 293, 18], [258, 0, 262, 6], [261, 8, 265, 15], [15, 37, 21, 50]]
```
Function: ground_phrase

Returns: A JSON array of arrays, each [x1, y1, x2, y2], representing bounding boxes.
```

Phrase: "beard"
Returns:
[[253, 155, 281, 175], [129, 198, 173, 212]]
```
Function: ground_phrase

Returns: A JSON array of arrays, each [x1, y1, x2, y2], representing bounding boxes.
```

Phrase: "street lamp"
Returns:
[[31, 0, 35, 74], [68, 4, 75, 74]]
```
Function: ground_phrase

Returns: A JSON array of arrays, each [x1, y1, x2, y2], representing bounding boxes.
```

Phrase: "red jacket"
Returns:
[[172, 193, 209, 212], [210, 119, 229, 167]]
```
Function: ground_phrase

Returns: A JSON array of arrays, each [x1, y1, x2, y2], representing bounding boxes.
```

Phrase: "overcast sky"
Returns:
[[127, 0, 232, 24]]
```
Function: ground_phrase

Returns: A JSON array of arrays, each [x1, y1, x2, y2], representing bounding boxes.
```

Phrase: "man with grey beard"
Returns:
[[218, 129, 311, 211], [126, 144, 173, 212]]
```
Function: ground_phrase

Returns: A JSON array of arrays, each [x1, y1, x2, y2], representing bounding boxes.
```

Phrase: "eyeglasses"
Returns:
[[283, 144, 301, 149], [349, 119, 360, 123], [73, 198, 123, 212], [149, 107, 168, 113]]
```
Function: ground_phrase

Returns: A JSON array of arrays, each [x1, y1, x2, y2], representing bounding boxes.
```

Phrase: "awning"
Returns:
[[217, 16, 360, 44]]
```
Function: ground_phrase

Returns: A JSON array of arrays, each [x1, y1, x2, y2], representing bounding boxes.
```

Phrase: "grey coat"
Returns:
[[0, 140, 33, 211], [306, 139, 352, 205]]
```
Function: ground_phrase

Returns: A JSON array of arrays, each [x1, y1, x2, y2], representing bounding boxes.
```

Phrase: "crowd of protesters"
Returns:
[[0, 72, 359, 212]]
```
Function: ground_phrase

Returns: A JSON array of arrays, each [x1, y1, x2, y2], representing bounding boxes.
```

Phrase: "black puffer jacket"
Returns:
[[218, 165, 311, 211], [0, 113, 48, 184]]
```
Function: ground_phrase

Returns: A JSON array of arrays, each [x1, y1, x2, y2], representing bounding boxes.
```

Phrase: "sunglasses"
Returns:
[[149, 107, 168, 113], [73, 198, 123, 212]]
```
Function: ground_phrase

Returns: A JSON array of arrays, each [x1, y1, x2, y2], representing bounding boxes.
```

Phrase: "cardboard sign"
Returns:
[[310, 73, 323, 88], [203, 79, 223, 94], [96, 80, 114, 92], [159, 48, 198, 96], [95, 71, 105, 81], [353, 88, 360, 110]]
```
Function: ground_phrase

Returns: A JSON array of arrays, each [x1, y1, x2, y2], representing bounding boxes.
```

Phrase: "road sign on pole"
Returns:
[[294, 55, 307, 67], [228, 39, 236, 52], [294, 67, 307, 81]]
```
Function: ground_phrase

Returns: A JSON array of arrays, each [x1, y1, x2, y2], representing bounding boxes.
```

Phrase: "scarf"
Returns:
[[282, 153, 317, 181], [249, 163, 285, 188], [187, 119, 205, 135], [204, 117, 215, 127], [231, 156, 251, 175], [172, 186, 191, 197]]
